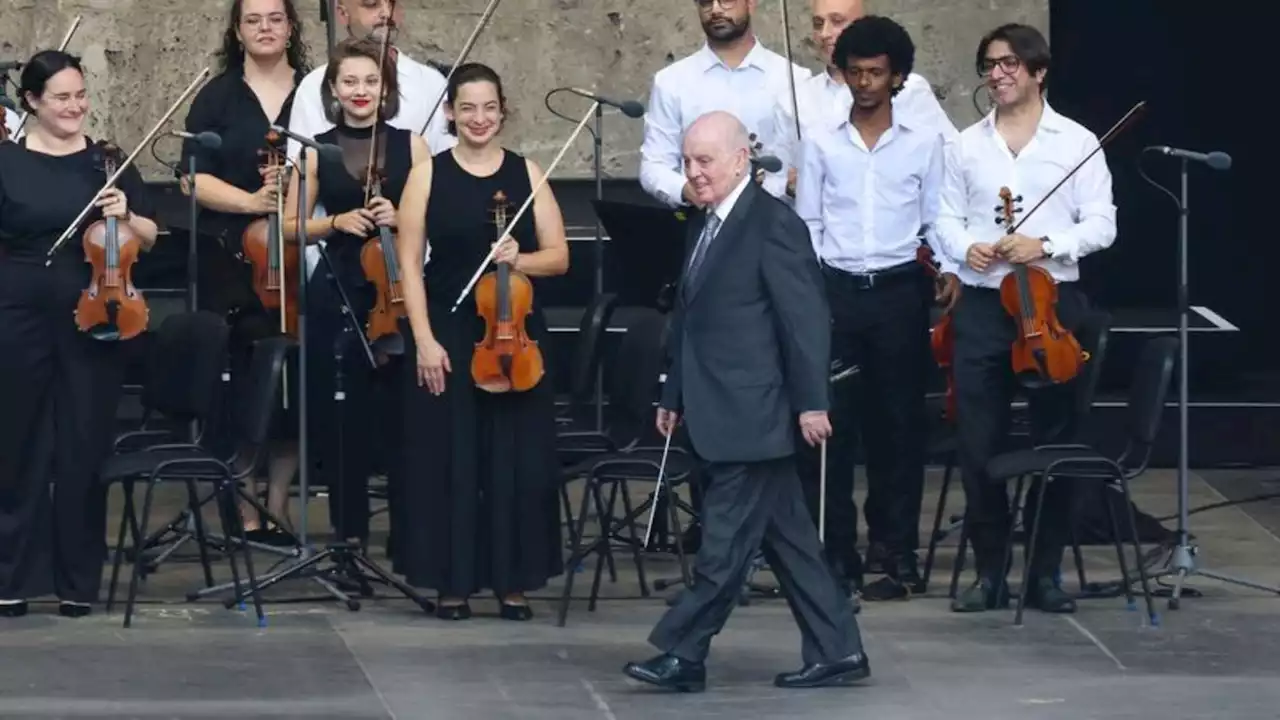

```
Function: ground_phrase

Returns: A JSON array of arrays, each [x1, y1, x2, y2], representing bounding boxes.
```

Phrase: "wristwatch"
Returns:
[[1040, 236, 1055, 258]]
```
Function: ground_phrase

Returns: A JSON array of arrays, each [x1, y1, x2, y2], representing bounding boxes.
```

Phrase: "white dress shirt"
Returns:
[[639, 41, 811, 207], [935, 102, 1117, 289], [287, 51, 455, 275], [794, 108, 945, 274], [775, 70, 957, 175]]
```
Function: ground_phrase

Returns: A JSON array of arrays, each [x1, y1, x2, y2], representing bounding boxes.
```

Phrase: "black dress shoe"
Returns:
[[436, 602, 472, 620], [0, 601, 28, 618], [623, 654, 706, 692], [1025, 577, 1076, 613], [774, 652, 870, 688], [499, 603, 533, 621], [58, 602, 92, 618]]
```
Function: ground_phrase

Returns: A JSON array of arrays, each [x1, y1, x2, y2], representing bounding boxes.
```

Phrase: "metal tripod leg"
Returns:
[[1147, 542, 1280, 610]]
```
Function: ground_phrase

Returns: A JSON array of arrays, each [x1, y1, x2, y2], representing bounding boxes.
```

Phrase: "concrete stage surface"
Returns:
[[2, 467, 1279, 719]]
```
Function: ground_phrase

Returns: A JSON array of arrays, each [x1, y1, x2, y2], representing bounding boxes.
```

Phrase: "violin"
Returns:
[[75, 142, 148, 341], [995, 187, 1087, 386], [241, 131, 298, 337], [359, 163, 406, 355], [915, 244, 958, 422], [471, 190, 545, 393]]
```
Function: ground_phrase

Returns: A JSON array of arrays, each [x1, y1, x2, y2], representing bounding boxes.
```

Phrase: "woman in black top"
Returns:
[[283, 37, 428, 547], [0, 51, 159, 618], [395, 63, 569, 620], [181, 0, 310, 544]]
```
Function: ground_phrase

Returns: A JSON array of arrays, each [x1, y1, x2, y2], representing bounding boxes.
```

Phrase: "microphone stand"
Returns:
[[592, 102, 605, 431], [1143, 157, 1280, 608], [224, 150, 433, 612]]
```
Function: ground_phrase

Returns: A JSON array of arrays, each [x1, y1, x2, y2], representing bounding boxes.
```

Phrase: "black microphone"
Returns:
[[556, 87, 645, 118], [752, 154, 783, 173], [269, 124, 344, 161], [0, 95, 15, 111], [0, 60, 22, 72], [170, 130, 222, 149], [1146, 145, 1232, 171]]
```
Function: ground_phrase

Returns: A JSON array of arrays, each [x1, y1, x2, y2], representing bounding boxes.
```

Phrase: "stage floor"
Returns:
[[3, 467, 1279, 719]]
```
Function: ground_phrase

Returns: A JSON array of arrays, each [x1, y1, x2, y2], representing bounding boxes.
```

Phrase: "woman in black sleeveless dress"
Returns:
[[395, 63, 569, 620], [282, 38, 428, 546]]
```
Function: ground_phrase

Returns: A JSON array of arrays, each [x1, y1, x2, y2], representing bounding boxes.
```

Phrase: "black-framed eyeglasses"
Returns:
[[979, 54, 1021, 76]]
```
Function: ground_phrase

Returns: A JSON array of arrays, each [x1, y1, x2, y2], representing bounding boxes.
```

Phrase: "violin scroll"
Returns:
[[470, 189, 544, 393]]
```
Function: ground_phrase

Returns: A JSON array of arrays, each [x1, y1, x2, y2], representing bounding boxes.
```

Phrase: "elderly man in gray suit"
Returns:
[[623, 111, 869, 692]]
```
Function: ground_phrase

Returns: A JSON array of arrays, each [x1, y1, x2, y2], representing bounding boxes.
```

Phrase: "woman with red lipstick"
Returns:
[[0, 50, 159, 619], [181, 0, 311, 546], [394, 63, 570, 621], [282, 37, 430, 548]]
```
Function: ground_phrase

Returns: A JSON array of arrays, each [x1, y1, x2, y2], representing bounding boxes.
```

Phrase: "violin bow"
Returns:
[[362, 0, 398, 203], [779, 0, 802, 145], [46, 67, 213, 263], [12, 15, 82, 142], [449, 99, 598, 312], [1010, 100, 1146, 234], [417, 0, 503, 138]]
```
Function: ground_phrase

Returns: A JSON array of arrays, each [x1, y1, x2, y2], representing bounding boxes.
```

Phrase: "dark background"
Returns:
[[1049, 0, 1270, 378]]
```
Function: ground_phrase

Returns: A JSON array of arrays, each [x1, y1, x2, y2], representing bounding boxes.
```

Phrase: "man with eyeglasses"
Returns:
[[934, 23, 1117, 615], [638, 0, 811, 207]]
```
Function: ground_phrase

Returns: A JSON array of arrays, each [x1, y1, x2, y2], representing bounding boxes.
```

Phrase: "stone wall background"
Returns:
[[0, 0, 1047, 181]]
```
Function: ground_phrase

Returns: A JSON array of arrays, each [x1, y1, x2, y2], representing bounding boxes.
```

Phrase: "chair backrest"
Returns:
[[606, 308, 669, 447], [141, 311, 230, 423], [234, 335, 295, 445], [1126, 336, 1177, 450], [1073, 310, 1112, 424], [566, 292, 619, 413]]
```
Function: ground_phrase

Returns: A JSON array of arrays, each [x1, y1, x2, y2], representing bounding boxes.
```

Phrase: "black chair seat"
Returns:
[[100, 447, 225, 483], [986, 445, 1117, 481], [564, 448, 696, 481]]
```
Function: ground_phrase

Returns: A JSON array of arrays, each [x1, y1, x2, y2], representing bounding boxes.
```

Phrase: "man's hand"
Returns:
[[656, 408, 680, 438], [786, 167, 797, 197], [798, 411, 831, 447], [995, 233, 1046, 264], [966, 242, 997, 272], [936, 272, 961, 312]]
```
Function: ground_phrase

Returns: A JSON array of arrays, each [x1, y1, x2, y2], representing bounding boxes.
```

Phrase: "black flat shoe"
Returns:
[[499, 603, 533, 621], [435, 602, 471, 620], [0, 601, 28, 618], [58, 602, 92, 618], [623, 654, 706, 692], [774, 652, 870, 688]]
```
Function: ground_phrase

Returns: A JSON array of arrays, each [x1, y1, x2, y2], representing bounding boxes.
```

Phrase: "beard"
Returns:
[[702, 14, 750, 43]]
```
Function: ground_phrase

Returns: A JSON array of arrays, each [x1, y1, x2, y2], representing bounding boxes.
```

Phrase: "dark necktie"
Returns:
[[685, 212, 722, 283]]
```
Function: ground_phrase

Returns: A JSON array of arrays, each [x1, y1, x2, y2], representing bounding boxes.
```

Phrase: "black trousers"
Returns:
[[306, 269, 379, 542], [952, 282, 1088, 580], [649, 456, 863, 664], [796, 262, 930, 564], [0, 257, 125, 603]]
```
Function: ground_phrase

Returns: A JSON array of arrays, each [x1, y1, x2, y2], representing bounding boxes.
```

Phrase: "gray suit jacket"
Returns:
[[660, 181, 831, 463]]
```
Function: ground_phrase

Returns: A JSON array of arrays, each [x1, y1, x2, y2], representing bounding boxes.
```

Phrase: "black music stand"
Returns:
[[592, 199, 690, 311]]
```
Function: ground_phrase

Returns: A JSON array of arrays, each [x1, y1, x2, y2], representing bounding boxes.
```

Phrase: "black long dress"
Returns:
[[308, 121, 411, 544], [0, 138, 154, 605], [399, 148, 563, 598]]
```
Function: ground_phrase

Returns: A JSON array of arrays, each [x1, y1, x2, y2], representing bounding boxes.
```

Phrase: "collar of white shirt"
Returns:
[[712, 173, 753, 224], [978, 100, 1072, 137], [693, 41, 772, 73]]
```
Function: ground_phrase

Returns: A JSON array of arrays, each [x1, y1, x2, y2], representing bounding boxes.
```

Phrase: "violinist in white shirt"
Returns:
[[934, 23, 1116, 616], [775, 0, 957, 200], [638, 0, 809, 207], [793, 15, 953, 602]]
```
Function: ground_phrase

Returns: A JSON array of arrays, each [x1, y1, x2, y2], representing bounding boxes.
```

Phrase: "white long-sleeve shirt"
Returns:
[[793, 108, 945, 274], [2, 108, 19, 139], [638, 40, 811, 207], [774, 70, 957, 175], [934, 103, 1116, 289]]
